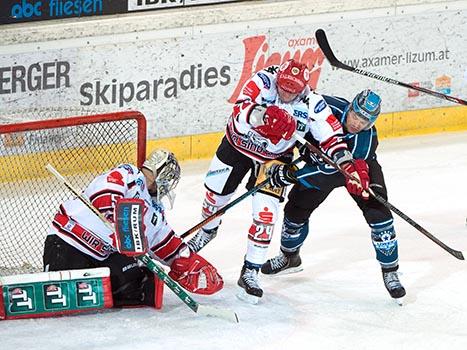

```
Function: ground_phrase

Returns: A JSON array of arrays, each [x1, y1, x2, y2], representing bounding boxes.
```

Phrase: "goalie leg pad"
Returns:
[[43, 234, 95, 271], [43, 236, 163, 310], [0, 268, 112, 320], [105, 253, 149, 307], [168, 247, 223, 295]]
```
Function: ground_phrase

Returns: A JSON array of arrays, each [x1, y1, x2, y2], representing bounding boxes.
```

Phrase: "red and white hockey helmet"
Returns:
[[276, 59, 310, 94]]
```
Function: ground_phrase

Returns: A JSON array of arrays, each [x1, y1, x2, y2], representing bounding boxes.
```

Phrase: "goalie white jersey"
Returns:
[[228, 65, 348, 162], [49, 164, 177, 261]]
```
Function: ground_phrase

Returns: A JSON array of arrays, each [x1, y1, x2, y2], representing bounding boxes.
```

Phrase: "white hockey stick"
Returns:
[[45, 164, 239, 323]]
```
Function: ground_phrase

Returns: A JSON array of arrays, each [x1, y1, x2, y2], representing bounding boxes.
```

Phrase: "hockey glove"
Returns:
[[320, 134, 347, 160], [298, 144, 321, 164], [341, 159, 370, 200], [267, 163, 298, 188], [169, 246, 224, 295], [255, 106, 297, 144]]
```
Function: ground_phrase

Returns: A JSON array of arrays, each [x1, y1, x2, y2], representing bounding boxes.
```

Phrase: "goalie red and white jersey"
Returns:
[[227, 65, 347, 162], [49, 164, 175, 261]]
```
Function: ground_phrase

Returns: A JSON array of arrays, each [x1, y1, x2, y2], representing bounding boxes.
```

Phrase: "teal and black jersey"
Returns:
[[297, 95, 380, 183], [322, 94, 379, 162], [283, 93, 398, 272]]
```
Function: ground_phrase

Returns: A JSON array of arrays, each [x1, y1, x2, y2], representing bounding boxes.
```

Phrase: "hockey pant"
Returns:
[[43, 235, 159, 307], [282, 159, 399, 269], [203, 137, 290, 266]]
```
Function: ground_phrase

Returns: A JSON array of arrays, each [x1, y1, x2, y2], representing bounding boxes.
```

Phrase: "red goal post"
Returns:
[[0, 111, 147, 276]]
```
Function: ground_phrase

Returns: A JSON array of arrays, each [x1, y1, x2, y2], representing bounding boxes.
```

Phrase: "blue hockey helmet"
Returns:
[[350, 89, 382, 130]]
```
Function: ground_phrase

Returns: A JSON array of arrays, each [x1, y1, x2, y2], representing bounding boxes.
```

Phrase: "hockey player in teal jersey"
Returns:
[[263, 89, 406, 303]]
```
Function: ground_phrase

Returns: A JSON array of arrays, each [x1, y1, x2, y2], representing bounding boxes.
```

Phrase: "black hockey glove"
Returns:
[[298, 144, 321, 164], [267, 163, 298, 188]]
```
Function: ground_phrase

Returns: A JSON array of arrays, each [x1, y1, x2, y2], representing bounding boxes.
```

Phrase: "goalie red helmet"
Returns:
[[276, 59, 310, 94]]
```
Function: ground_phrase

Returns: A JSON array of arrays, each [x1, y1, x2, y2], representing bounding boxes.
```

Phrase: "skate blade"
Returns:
[[236, 287, 260, 305], [267, 265, 304, 276], [393, 296, 404, 306]]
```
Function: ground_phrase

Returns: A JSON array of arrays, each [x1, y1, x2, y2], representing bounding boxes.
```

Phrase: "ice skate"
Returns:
[[261, 249, 303, 275], [382, 267, 406, 305], [187, 227, 218, 253], [237, 264, 263, 304]]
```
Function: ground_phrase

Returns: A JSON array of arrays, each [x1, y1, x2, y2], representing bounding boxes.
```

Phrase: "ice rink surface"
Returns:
[[1, 131, 467, 350]]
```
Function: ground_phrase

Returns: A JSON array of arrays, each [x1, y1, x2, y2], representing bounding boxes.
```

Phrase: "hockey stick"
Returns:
[[45, 164, 239, 323], [294, 135, 465, 260], [179, 157, 302, 240], [315, 29, 467, 106]]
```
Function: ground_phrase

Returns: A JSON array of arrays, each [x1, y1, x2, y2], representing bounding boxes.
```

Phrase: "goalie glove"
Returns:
[[267, 163, 298, 189], [169, 246, 224, 295]]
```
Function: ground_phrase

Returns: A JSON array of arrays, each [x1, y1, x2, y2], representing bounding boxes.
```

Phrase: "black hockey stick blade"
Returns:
[[315, 29, 467, 106], [315, 28, 349, 70]]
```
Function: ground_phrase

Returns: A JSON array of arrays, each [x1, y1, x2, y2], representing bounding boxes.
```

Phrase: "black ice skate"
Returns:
[[382, 267, 406, 305], [187, 227, 218, 253], [237, 264, 263, 304], [261, 249, 303, 275]]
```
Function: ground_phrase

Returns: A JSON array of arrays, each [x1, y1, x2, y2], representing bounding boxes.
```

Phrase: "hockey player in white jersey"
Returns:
[[43, 150, 224, 308], [187, 59, 353, 302]]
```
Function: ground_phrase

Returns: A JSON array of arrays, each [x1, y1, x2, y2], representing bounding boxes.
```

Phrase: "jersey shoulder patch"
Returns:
[[314, 99, 328, 113], [107, 171, 124, 186], [326, 115, 341, 132], [257, 72, 271, 89], [243, 80, 261, 99], [117, 164, 137, 175]]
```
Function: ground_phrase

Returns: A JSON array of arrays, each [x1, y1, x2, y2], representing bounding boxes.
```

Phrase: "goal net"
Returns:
[[0, 111, 147, 276]]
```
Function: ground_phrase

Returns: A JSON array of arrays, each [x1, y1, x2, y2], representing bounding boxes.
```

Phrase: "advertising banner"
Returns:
[[184, 0, 241, 5], [1, 8, 465, 139], [0, 0, 246, 24], [127, 0, 183, 12], [127, 0, 243, 12], [0, 0, 128, 25]]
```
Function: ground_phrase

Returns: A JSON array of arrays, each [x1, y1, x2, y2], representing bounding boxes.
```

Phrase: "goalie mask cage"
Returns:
[[0, 111, 147, 276]]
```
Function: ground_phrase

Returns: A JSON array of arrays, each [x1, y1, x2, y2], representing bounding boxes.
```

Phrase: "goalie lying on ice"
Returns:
[[43, 149, 223, 308]]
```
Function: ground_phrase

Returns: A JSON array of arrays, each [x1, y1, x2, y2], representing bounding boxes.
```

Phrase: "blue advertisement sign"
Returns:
[[0, 0, 243, 25], [1, 0, 127, 24]]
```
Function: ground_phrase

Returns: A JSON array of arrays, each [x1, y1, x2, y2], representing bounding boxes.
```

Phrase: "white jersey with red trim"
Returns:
[[227, 65, 348, 162], [49, 164, 179, 262]]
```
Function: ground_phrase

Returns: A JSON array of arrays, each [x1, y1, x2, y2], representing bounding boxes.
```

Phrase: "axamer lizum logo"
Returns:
[[10, 0, 103, 19]]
